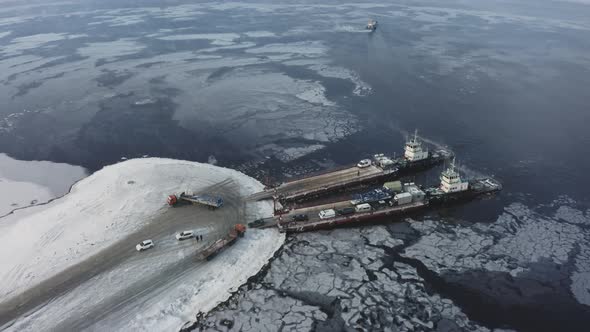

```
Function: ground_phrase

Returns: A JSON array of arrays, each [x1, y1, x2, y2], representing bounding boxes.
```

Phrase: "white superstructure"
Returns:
[[439, 159, 469, 193], [404, 129, 429, 162]]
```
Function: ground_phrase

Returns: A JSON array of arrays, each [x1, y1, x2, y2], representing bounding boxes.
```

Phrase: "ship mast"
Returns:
[[439, 157, 468, 193], [404, 128, 428, 162]]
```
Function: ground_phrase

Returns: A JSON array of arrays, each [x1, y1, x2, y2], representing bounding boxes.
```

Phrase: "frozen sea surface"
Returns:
[[0, 153, 86, 215], [1, 0, 590, 330], [0, 1, 380, 169], [196, 226, 491, 332], [197, 198, 590, 332]]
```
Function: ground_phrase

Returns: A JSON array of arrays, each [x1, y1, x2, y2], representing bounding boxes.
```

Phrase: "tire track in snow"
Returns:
[[0, 178, 245, 328]]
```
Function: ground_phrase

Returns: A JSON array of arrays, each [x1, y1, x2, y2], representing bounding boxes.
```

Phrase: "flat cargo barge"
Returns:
[[265, 160, 501, 234], [279, 201, 427, 233], [248, 131, 452, 203], [281, 166, 398, 202], [248, 164, 385, 201]]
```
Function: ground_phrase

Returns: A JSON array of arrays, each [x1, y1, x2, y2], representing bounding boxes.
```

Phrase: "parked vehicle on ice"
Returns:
[[176, 230, 194, 240], [318, 209, 336, 219], [357, 159, 372, 168], [136, 239, 154, 251], [292, 214, 309, 221]]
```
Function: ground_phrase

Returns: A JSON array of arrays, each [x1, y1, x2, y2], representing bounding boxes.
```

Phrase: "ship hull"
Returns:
[[427, 180, 501, 205], [282, 201, 427, 233]]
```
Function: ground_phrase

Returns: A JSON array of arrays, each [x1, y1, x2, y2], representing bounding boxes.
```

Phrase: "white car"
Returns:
[[357, 159, 372, 168], [318, 209, 336, 220], [136, 239, 154, 251], [176, 230, 194, 241]]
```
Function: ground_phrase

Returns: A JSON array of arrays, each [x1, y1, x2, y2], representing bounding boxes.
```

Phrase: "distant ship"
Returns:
[[366, 19, 378, 31]]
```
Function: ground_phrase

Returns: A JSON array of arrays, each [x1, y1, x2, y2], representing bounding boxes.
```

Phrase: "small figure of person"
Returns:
[[200, 234, 203, 241]]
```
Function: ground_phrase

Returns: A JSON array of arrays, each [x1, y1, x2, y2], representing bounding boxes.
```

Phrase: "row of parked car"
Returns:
[[285, 203, 372, 223], [247, 203, 375, 228], [135, 230, 198, 251], [249, 213, 309, 228], [294, 202, 371, 221], [319, 203, 372, 219]]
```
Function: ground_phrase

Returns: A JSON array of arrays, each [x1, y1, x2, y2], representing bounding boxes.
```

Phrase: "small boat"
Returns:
[[366, 19, 378, 31]]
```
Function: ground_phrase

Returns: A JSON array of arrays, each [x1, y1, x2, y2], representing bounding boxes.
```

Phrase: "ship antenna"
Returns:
[[414, 129, 418, 143]]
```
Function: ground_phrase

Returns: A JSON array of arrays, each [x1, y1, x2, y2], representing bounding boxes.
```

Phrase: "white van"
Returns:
[[355, 203, 372, 213], [318, 209, 336, 219]]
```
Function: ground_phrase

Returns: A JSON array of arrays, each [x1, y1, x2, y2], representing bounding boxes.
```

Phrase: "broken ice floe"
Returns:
[[274, 144, 325, 163], [406, 199, 590, 307], [308, 64, 372, 96], [196, 227, 489, 331]]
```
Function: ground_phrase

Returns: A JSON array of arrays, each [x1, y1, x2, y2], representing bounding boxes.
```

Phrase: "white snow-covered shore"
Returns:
[[121, 228, 284, 331], [6, 227, 284, 331], [0, 158, 284, 328]]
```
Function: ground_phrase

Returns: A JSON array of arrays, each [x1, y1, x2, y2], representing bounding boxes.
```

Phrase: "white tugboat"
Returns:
[[426, 158, 501, 203], [393, 129, 452, 173], [439, 158, 469, 193], [366, 19, 378, 31], [404, 129, 429, 162]]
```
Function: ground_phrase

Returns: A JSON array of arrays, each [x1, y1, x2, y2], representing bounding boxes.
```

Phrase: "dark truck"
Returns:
[[291, 214, 309, 222], [248, 219, 265, 228], [337, 207, 355, 216]]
